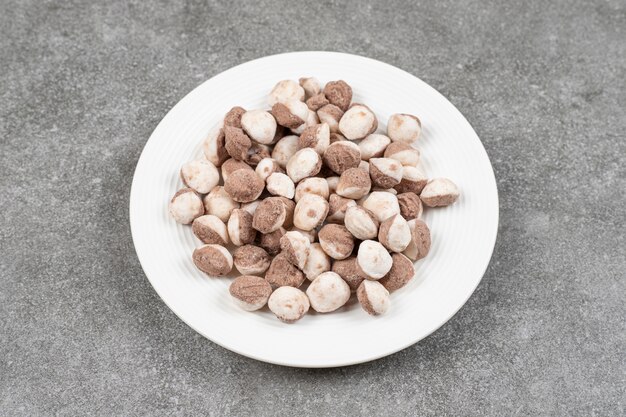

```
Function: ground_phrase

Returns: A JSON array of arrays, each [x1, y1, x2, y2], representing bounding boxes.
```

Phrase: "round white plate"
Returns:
[[130, 52, 498, 368]]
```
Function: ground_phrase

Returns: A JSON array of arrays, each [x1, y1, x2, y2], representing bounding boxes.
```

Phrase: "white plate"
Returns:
[[130, 52, 498, 368]]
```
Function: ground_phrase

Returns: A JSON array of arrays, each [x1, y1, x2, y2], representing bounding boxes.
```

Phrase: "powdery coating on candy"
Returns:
[[294, 177, 329, 203], [180, 159, 220, 194], [224, 169, 265, 203], [252, 197, 286, 233], [203, 127, 229, 167], [357, 240, 393, 279], [266, 172, 295, 199], [298, 123, 331, 155], [265, 253, 306, 289], [336, 167, 372, 199], [361, 191, 400, 222], [293, 193, 329, 231], [299, 77, 321, 99], [306, 93, 329, 111], [203, 186, 239, 222], [384, 142, 420, 167], [192, 214, 229, 245], [344, 205, 379, 240], [317, 104, 344, 133], [403, 219, 431, 261], [192, 244, 233, 276], [327, 193, 356, 223], [268, 286, 309, 323], [286, 148, 322, 183], [323, 141, 361, 175], [271, 102, 304, 129], [394, 165, 428, 194], [280, 231, 311, 270], [302, 243, 331, 281], [358, 134, 391, 161], [271, 135, 299, 168], [306, 272, 351, 313], [378, 214, 411, 253], [268, 80, 305, 106], [378, 253, 415, 292], [221, 158, 253, 182], [338, 104, 378, 140], [227, 209, 256, 246], [255, 157, 283, 181], [387, 113, 422, 144], [233, 245, 271, 275], [169, 188, 204, 224], [369, 158, 404, 189], [397, 192, 424, 220], [420, 178, 460, 207], [240, 110, 277, 145], [224, 126, 252, 161], [258, 227, 285, 256], [332, 256, 366, 291], [318, 224, 355, 260], [224, 106, 246, 128], [357, 280, 390, 315], [323, 80, 352, 111], [229, 275, 272, 311]]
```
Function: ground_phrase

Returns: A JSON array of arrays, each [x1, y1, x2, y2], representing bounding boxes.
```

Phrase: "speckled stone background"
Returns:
[[1, 0, 624, 415]]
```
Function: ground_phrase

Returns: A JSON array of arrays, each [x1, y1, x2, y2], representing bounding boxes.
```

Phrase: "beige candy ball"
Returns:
[[286, 148, 322, 183], [387, 113, 421, 144], [356, 240, 393, 279], [268, 286, 309, 323], [266, 172, 295, 199], [306, 272, 351, 313], [233, 244, 271, 276], [180, 159, 220, 194], [192, 214, 229, 245], [420, 178, 460, 207], [338, 104, 378, 140], [202, 186, 239, 222], [357, 280, 390, 315], [240, 110, 277, 145], [336, 167, 371, 199], [318, 224, 354, 260], [293, 194, 329, 231], [361, 191, 400, 222], [344, 205, 379, 240], [378, 214, 411, 253], [169, 188, 204, 224], [358, 134, 391, 161], [369, 158, 404, 189], [294, 177, 329, 203], [317, 104, 344, 133], [268, 80, 305, 106]]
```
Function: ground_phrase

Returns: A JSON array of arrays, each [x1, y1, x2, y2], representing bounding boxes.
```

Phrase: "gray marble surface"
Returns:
[[1, 0, 624, 415]]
